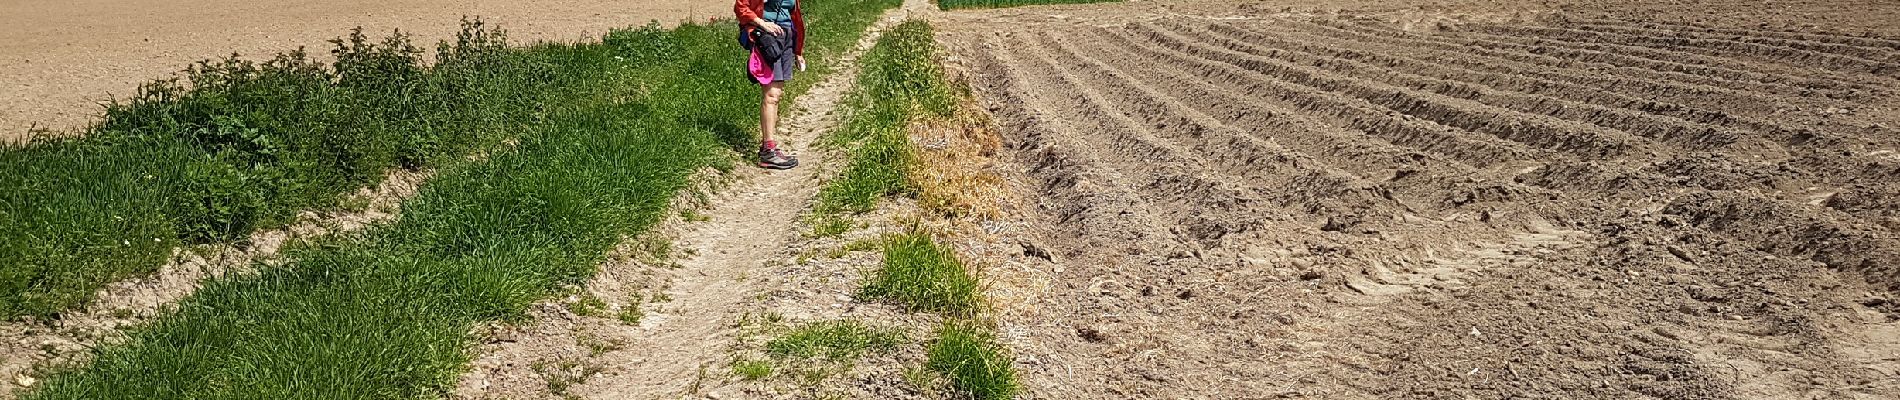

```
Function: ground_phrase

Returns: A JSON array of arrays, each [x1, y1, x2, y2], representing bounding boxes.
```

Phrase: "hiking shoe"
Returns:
[[758, 142, 798, 170]]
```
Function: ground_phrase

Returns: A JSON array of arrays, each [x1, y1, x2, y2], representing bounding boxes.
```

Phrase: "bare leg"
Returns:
[[760, 81, 785, 146]]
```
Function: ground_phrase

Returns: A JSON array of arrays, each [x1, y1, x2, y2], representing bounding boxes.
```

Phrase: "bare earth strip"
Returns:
[[0, 0, 725, 143]]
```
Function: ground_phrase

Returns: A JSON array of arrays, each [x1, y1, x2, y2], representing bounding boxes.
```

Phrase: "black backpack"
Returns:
[[747, 29, 787, 63]]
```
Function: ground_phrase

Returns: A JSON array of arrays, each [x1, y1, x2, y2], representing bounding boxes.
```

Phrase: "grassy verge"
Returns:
[[0, 21, 543, 319], [814, 20, 1019, 400], [936, 0, 1119, 11], [20, 0, 899, 397], [812, 20, 953, 216]]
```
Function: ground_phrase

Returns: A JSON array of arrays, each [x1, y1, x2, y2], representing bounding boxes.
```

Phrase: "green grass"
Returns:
[[0, 20, 545, 319], [730, 358, 774, 380], [807, 215, 856, 238], [617, 293, 646, 325], [860, 229, 981, 316], [753, 319, 905, 388], [936, 0, 1120, 10], [567, 292, 610, 318], [813, 21, 953, 216], [927, 321, 1018, 400], [765, 320, 907, 361], [19, 0, 900, 397]]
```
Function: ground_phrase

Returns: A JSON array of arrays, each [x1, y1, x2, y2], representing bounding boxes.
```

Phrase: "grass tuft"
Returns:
[[731, 359, 773, 380], [927, 320, 1018, 400], [751, 319, 904, 390], [567, 292, 610, 318], [808, 215, 855, 238], [765, 320, 907, 361], [617, 293, 646, 325], [860, 229, 981, 316]]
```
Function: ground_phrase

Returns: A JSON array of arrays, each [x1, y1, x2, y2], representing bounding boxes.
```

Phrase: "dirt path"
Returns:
[[453, 1, 931, 398], [1, 0, 724, 143]]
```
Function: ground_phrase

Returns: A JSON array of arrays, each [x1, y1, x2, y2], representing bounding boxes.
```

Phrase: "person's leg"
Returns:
[[760, 81, 784, 145], [757, 81, 797, 169]]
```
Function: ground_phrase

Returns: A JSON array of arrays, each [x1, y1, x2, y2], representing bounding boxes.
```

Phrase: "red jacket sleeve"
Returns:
[[735, 0, 760, 25], [792, 4, 806, 55]]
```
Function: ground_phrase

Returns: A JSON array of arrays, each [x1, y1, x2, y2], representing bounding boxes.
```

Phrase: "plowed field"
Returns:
[[937, 2, 1900, 398]]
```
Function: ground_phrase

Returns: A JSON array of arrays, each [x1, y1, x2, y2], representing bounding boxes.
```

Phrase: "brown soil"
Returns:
[[0, 0, 724, 143], [931, 0, 1900, 398]]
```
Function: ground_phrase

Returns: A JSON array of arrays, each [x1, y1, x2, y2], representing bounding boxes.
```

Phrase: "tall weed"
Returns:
[[927, 320, 1018, 400]]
